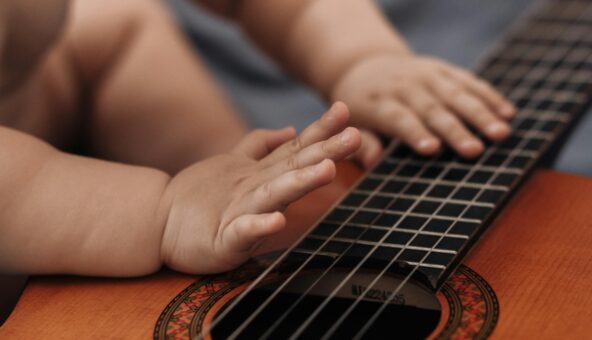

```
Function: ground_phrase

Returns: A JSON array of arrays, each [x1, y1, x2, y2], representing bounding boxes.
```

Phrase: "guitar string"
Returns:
[[249, 2, 580, 338], [349, 6, 592, 340], [201, 1, 589, 338], [312, 15, 584, 340]]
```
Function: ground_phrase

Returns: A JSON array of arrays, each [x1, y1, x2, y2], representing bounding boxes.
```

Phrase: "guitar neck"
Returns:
[[284, 0, 592, 290]]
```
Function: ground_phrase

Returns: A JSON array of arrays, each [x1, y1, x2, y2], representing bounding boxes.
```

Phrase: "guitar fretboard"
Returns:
[[286, 0, 592, 290], [207, 1, 592, 338]]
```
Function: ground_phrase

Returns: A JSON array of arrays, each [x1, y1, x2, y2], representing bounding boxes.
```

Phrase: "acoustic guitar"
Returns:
[[2, 0, 592, 338]]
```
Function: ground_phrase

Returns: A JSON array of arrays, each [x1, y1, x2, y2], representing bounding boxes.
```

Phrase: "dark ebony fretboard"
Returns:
[[207, 1, 592, 338], [286, 0, 592, 290]]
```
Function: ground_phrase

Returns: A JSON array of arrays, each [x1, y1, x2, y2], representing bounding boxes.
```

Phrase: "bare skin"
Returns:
[[1, 0, 248, 174], [206, 0, 516, 165], [0, 0, 515, 277]]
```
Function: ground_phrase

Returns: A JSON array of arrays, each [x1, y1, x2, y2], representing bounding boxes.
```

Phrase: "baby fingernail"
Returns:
[[326, 102, 341, 118], [460, 139, 483, 153], [417, 138, 439, 152], [486, 122, 510, 137], [499, 102, 516, 117], [340, 129, 352, 145]]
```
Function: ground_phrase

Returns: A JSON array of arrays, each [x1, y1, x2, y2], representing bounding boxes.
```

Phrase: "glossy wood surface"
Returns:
[[1, 163, 591, 339], [466, 169, 592, 339]]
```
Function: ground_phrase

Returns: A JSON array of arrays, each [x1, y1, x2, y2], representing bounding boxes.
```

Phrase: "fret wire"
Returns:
[[337, 194, 495, 210], [289, 248, 340, 258], [400, 262, 446, 269], [508, 86, 589, 103], [349, 9, 592, 340], [512, 129, 554, 140], [496, 76, 592, 91], [388, 147, 539, 160], [374, 161, 525, 174], [311, 223, 471, 239], [309, 226, 470, 240], [485, 53, 584, 82], [496, 44, 592, 62], [508, 62, 591, 88], [292, 248, 448, 270], [515, 108, 571, 121], [328, 209, 482, 225], [368, 168, 523, 181]]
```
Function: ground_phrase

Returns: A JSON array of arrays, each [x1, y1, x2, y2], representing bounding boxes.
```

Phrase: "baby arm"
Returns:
[[0, 103, 359, 276], [199, 0, 516, 165], [0, 126, 170, 276]]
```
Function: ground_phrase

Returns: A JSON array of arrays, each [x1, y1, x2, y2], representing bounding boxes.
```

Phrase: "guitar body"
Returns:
[[1, 163, 591, 339]]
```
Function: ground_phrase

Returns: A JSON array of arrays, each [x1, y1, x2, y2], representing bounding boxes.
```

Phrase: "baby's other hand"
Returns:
[[159, 103, 360, 274], [332, 55, 516, 161]]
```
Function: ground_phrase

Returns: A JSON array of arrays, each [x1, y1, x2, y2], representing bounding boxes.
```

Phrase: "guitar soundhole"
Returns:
[[210, 270, 441, 339]]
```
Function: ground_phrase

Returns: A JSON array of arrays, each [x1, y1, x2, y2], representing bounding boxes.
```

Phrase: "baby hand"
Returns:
[[159, 103, 360, 274], [332, 54, 516, 161]]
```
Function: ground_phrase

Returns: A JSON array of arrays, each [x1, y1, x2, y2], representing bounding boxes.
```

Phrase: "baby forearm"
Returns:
[[283, 0, 412, 95], [0, 127, 171, 276], [230, 0, 411, 96]]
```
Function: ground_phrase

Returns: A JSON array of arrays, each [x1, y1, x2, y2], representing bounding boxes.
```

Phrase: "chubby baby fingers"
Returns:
[[428, 76, 511, 141], [249, 159, 336, 214], [264, 102, 350, 164], [445, 67, 516, 118], [222, 212, 286, 254], [271, 127, 361, 173], [233, 127, 297, 160], [350, 129, 383, 169], [374, 99, 441, 155]]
